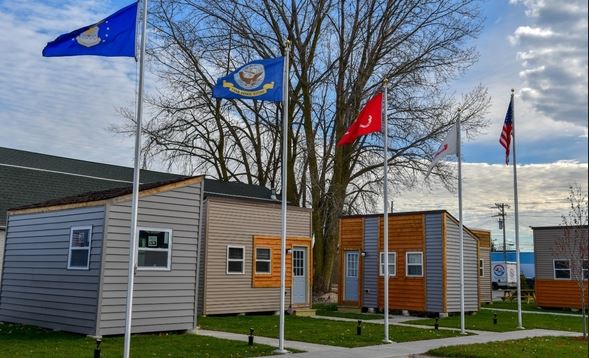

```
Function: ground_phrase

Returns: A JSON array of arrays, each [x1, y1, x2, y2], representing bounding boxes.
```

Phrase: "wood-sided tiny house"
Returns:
[[532, 225, 588, 309], [338, 210, 491, 315]]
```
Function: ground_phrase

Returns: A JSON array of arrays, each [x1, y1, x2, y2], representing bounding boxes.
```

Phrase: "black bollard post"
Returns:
[[493, 313, 497, 325], [356, 320, 362, 336], [434, 318, 439, 330], [248, 328, 254, 346], [94, 338, 102, 358]]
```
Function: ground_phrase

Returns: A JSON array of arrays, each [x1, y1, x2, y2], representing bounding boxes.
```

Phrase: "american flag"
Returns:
[[499, 96, 514, 165]]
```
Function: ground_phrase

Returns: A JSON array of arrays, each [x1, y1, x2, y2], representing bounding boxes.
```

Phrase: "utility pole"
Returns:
[[492, 203, 510, 267]]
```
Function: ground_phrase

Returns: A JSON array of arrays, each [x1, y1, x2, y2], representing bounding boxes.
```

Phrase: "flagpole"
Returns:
[[457, 109, 466, 335], [276, 40, 291, 354], [510, 89, 524, 329], [382, 80, 392, 344], [124, 1, 147, 357]]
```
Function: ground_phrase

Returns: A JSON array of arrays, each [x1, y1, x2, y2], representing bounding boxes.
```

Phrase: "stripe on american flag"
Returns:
[[499, 96, 513, 165]]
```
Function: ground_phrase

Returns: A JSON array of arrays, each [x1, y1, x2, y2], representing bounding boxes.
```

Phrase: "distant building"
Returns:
[[491, 251, 535, 278]]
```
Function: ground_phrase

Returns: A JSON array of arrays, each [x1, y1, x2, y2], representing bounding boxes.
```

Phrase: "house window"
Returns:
[[255, 247, 271, 274], [138, 228, 172, 270], [479, 259, 484, 277], [227, 246, 245, 274], [68, 226, 92, 270], [553, 259, 571, 279], [583, 260, 588, 280], [406, 252, 423, 277], [379, 252, 396, 276]]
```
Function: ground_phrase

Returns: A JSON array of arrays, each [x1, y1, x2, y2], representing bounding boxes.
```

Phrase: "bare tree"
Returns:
[[554, 184, 588, 337], [116, 0, 491, 294]]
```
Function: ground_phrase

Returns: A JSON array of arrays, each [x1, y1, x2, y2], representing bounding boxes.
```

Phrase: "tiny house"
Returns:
[[532, 225, 588, 309], [198, 195, 313, 315], [0, 177, 204, 336], [338, 210, 491, 315]]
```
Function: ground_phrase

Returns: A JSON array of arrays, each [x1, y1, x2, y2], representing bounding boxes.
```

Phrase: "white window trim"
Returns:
[[479, 259, 484, 277], [379, 251, 397, 277], [227, 245, 246, 275], [137, 227, 173, 271], [406, 251, 424, 277], [67, 226, 93, 270], [553, 258, 571, 280], [255, 247, 272, 274]]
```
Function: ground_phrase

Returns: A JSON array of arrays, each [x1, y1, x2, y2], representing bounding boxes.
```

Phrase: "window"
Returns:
[[346, 252, 359, 277], [553, 259, 571, 279], [68, 226, 92, 269], [138, 228, 172, 270], [227, 246, 245, 274], [255, 247, 271, 274], [379, 252, 396, 276], [479, 259, 484, 277], [406, 252, 423, 277], [583, 260, 588, 280]]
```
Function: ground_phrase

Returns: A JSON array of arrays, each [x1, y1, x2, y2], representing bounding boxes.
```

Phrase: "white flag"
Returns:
[[425, 122, 458, 178]]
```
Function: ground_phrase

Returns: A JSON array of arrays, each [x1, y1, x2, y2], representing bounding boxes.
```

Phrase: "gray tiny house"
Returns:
[[0, 176, 204, 336]]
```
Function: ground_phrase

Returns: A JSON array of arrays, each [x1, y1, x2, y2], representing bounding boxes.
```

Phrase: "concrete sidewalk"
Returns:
[[198, 327, 580, 358]]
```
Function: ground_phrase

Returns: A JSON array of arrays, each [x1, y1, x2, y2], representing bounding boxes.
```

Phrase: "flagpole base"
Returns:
[[517, 326, 525, 330], [273, 349, 289, 354], [382, 339, 393, 344]]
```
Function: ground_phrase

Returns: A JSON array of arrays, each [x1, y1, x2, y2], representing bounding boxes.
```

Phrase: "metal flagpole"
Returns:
[[382, 79, 392, 344], [276, 40, 291, 354], [124, 1, 148, 357], [510, 89, 524, 329], [457, 109, 466, 335]]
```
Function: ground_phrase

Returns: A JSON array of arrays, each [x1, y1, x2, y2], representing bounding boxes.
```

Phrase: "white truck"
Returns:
[[491, 261, 517, 290]]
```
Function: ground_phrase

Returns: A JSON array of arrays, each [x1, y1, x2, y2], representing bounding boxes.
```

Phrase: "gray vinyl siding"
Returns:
[[479, 248, 492, 303], [362, 217, 378, 308], [445, 218, 478, 312], [0, 206, 105, 335], [532, 227, 589, 279], [99, 183, 201, 335], [203, 198, 311, 315], [425, 213, 443, 313], [0, 229, 5, 288]]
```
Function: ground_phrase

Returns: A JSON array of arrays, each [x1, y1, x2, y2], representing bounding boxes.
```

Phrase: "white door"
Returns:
[[292, 248, 307, 304]]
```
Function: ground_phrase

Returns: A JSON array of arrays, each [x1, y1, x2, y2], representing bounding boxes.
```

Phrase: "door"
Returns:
[[344, 251, 359, 302], [292, 247, 307, 305]]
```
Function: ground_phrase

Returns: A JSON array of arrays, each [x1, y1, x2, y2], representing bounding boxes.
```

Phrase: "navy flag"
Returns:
[[42, 2, 138, 57], [212, 57, 284, 102]]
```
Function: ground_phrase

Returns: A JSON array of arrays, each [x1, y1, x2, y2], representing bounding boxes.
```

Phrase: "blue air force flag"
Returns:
[[212, 57, 284, 102], [42, 2, 138, 57]]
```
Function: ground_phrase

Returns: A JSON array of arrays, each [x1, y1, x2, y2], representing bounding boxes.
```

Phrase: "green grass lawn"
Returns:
[[0, 322, 281, 357], [482, 301, 583, 315], [427, 336, 588, 358], [406, 309, 585, 332], [198, 314, 462, 348]]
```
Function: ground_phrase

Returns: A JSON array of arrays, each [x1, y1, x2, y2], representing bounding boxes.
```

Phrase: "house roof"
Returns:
[[1, 147, 275, 225], [530, 225, 588, 230]]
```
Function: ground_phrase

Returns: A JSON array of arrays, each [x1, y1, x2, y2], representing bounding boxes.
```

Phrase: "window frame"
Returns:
[[553, 259, 571, 280], [583, 259, 588, 280], [226, 245, 246, 275], [378, 251, 397, 277], [406, 251, 424, 277], [254, 247, 272, 274], [479, 259, 484, 277], [137, 227, 173, 271], [67, 225, 93, 270]]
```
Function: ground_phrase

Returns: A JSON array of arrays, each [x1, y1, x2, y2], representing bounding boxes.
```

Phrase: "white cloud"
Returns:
[[0, 1, 138, 167], [392, 161, 588, 251]]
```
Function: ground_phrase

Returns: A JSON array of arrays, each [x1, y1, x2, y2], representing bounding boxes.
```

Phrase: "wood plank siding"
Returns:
[[535, 279, 588, 309], [0, 206, 105, 335], [202, 197, 312, 315], [98, 183, 202, 335], [252, 236, 312, 289], [377, 214, 426, 312], [471, 229, 492, 304]]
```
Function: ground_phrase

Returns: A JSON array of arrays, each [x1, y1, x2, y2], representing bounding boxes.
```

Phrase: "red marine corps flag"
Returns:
[[337, 92, 383, 146]]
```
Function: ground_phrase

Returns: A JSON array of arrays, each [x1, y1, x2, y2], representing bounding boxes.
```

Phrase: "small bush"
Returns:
[[312, 303, 338, 311]]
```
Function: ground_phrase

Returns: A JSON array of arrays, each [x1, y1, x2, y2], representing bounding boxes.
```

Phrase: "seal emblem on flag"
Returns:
[[76, 25, 102, 47], [235, 64, 265, 90]]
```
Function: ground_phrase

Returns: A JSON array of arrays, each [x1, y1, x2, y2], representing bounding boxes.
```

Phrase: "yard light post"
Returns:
[[94, 338, 102, 358], [248, 328, 254, 346], [357, 320, 362, 336]]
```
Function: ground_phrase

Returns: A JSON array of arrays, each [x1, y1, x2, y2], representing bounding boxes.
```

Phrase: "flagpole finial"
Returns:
[[511, 88, 515, 94], [383, 78, 389, 85]]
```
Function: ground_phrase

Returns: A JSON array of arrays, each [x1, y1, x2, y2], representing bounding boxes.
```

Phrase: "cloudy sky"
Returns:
[[0, 0, 587, 251]]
